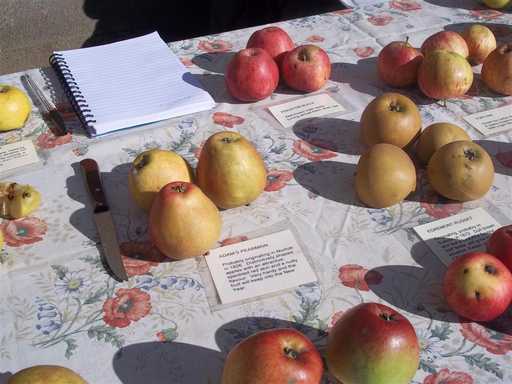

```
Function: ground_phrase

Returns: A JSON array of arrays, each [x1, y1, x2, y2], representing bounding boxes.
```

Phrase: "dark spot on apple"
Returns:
[[283, 347, 299, 360], [463, 268, 469, 274], [203, 251, 210, 256], [475, 291, 481, 301], [379, 312, 396, 322], [484, 264, 497, 275], [0, 86, 9, 93], [464, 148, 478, 161]]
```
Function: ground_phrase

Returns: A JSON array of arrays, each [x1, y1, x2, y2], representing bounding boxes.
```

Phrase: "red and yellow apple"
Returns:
[[225, 48, 279, 102], [0, 84, 31, 131], [443, 252, 512, 322], [487, 225, 512, 272], [377, 39, 423, 87], [281, 45, 331, 92], [149, 181, 221, 260], [418, 50, 473, 99], [481, 43, 512, 95], [462, 24, 497, 65], [421, 31, 469, 58], [326, 302, 419, 384], [247, 26, 294, 65], [222, 328, 323, 384]]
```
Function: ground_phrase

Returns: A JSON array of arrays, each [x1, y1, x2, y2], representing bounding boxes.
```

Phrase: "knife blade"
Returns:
[[80, 158, 128, 281]]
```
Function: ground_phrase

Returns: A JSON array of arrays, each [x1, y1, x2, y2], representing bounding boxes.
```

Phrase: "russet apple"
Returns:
[[128, 149, 193, 211], [377, 39, 423, 87], [247, 26, 294, 65], [8, 365, 87, 384], [421, 31, 469, 58], [418, 50, 473, 100], [222, 328, 323, 384], [443, 252, 512, 321], [462, 24, 497, 65], [225, 48, 279, 102], [196, 131, 267, 209], [416, 122, 471, 165], [0, 182, 41, 219], [281, 45, 331, 92], [0, 84, 31, 131], [481, 43, 512, 95], [427, 140, 494, 201], [149, 181, 221, 260], [487, 225, 512, 272], [326, 303, 419, 384], [360, 92, 422, 148]]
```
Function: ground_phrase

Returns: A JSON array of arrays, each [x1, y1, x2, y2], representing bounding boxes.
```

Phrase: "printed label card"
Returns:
[[0, 139, 40, 176], [464, 104, 512, 136]]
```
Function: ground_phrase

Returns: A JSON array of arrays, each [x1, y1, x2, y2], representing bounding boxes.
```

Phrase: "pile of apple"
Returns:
[[128, 131, 267, 260], [354, 90, 495, 208], [378, 24, 512, 97], [225, 26, 331, 101]]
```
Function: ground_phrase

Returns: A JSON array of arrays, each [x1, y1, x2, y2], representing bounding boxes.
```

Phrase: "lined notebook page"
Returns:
[[54, 32, 215, 136]]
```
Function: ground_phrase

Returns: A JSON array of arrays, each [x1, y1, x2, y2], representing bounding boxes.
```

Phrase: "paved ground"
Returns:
[[1, 0, 343, 75]]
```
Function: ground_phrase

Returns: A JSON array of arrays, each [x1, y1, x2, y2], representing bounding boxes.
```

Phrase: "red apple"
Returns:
[[326, 303, 419, 384], [487, 225, 512, 272], [421, 31, 469, 58], [418, 50, 473, 99], [481, 43, 512, 95], [247, 26, 294, 65], [281, 45, 331, 92], [462, 24, 497, 65], [225, 48, 279, 102], [443, 252, 512, 322], [378, 39, 423, 87], [221, 328, 323, 384]]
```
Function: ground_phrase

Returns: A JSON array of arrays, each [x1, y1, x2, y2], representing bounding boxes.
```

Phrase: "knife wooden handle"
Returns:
[[80, 159, 109, 212]]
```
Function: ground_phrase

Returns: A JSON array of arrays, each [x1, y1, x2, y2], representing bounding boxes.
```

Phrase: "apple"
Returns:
[[481, 43, 512, 95], [0, 84, 31, 131], [443, 252, 512, 322], [462, 24, 497, 65], [8, 365, 87, 383], [326, 303, 419, 384], [377, 39, 423, 87], [221, 328, 323, 384], [483, 0, 511, 9], [418, 50, 473, 99], [281, 45, 331, 92], [360, 92, 422, 148], [225, 48, 279, 102], [487, 225, 512, 272], [421, 31, 469, 58], [247, 26, 294, 65]]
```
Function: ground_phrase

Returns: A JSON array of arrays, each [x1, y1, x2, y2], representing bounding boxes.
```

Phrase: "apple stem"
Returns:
[[135, 155, 149, 171], [221, 137, 235, 144], [283, 347, 299, 359], [484, 264, 497, 275], [388, 102, 402, 112], [379, 313, 396, 322], [442, 99, 447, 108], [463, 149, 478, 161], [405, 36, 409, 45], [171, 183, 187, 193]]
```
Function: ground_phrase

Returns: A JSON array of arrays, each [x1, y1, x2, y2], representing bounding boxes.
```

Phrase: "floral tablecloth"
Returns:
[[1, 1, 512, 383]]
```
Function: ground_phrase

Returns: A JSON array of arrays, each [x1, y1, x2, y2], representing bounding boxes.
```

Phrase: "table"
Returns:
[[1, 1, 512, 382]]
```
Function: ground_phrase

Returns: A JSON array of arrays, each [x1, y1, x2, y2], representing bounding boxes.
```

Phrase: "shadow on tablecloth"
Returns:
[[0, 372, 12, 384]]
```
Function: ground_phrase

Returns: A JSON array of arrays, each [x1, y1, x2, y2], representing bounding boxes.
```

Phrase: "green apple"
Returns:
[[0, 84, 31, 131], [483, 0, 511, 9]]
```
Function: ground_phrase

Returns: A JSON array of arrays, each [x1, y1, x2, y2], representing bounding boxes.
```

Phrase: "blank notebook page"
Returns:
[[54, 32, 215, 136]]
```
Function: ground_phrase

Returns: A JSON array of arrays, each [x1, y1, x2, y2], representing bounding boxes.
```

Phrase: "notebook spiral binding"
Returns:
[[49, 53, 97, 135]]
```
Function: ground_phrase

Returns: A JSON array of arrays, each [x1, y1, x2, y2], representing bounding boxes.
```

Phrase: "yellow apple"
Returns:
[[483, 0, 511, 9], [0, 84, 31, 131], [128, 149, 193, 211], [8, 365, 87, 384]]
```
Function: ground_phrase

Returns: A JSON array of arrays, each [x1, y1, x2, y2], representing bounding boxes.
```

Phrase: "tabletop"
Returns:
[[1, 0, 512, 383]]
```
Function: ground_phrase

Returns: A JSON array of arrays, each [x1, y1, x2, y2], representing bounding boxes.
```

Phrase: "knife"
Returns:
[[80, 159, 128, 281]]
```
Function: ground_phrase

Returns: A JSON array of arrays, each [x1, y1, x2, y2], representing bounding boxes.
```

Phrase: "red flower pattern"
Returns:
[[332, 9, 353, 15], [265, 170, 293, 192], [338, 264, 383, 291], [220, 236, 249, 247], [328, 310, 345, 332], [368, 14, 393, 26], [103, 288, 151, 328], [423, 368, 473, 384], [306, 35, 325, 43], [212, 112, 245, 128], [1, 217, 48, 247], [180, 57, 194, 67], [293, 140, 337, 161], [389, 0, 422, 11], [198, 40, 233, 53], [353, 47, 375, 58], [192, 141, 205, 160], [460, 321, 512, 355], [36, 132, 72, 150], [470, 8, 503, 20], [420, 191, 463, 219], [496, 151, 512, 168], [120, 241, 165, 277]]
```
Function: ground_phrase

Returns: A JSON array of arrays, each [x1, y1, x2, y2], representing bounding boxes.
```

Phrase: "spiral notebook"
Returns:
[[49, 32, 215, 136]]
